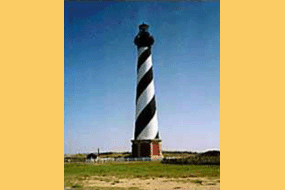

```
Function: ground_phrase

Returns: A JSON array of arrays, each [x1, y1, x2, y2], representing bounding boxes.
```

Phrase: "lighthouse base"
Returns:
[[131, 139, 163, 160]]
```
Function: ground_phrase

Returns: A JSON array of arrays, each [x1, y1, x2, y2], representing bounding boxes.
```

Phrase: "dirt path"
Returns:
[[67, 176, 220, 190]]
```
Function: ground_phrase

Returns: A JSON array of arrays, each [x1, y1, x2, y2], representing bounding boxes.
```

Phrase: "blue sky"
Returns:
[[64, 1, 220, 154]]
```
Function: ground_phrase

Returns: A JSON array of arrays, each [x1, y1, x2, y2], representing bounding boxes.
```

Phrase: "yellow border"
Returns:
[[1, 0, 63, 189], [221, 0, 285, 189]]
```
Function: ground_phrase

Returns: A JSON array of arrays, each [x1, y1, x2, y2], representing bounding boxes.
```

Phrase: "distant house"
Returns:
[[86, 153, 98, 162], [64, 157, 71, 162]]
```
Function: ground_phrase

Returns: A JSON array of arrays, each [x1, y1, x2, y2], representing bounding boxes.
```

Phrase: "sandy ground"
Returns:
[[66, 176, 220, 190]]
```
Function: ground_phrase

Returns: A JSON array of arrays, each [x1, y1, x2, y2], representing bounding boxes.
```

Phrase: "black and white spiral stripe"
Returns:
[[135, 46, 159, 140]]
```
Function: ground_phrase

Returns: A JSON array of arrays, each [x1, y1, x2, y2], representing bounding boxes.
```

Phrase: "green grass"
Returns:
[[65, 161, 219, 189], [65, 161, 219, 180], [71, 183, 83, 188]]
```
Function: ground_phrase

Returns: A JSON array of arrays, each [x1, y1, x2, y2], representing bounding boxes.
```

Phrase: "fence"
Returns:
[[85, 156, 167, 163], [65, 156, 180, 164]]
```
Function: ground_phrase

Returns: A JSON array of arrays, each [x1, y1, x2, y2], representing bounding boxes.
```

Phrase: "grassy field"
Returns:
[[64, 161, 219, 189]]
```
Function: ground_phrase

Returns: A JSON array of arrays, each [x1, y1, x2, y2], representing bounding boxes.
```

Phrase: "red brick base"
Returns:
[[131, 139, 163, 159]]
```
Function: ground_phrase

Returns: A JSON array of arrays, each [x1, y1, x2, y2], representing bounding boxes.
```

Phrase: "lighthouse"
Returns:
[[131, 23, 163, 159]]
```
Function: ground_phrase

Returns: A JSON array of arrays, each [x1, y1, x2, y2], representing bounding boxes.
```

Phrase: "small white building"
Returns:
[[86, 153, 98, 162]]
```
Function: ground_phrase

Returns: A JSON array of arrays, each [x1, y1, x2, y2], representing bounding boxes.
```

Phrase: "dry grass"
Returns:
[[65, 161, 219, 189]]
